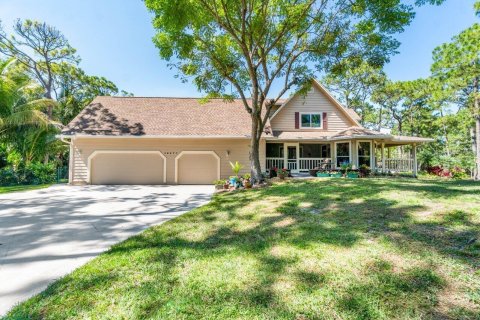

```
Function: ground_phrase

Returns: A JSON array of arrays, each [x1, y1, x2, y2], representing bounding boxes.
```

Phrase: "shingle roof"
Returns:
[[330, 126, 386, 139], [62, 96, 271, 137]]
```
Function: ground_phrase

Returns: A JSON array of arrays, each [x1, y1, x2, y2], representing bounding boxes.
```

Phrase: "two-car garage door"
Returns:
[[89, 151, 219, 185]]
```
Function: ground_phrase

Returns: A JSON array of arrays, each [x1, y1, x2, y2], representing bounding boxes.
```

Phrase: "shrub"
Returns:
[[24, 163, 57, 184], [0, 162, 57, 186], [0, 167, 20, 185]]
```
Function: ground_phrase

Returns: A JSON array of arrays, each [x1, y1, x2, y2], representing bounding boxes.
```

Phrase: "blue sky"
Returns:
[[0, 0, 477, 97]]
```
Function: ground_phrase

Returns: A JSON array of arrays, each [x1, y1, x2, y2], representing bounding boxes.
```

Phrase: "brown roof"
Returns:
[[330, 126, 386, 139], [62, 96, 271, 137]]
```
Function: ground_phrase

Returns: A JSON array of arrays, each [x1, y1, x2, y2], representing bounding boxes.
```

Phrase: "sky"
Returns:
[[0, 0, 477, 97]]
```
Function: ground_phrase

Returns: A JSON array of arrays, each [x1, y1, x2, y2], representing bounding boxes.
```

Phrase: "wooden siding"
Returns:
[[271, 87, 356, 133], [71, 138, 265, 184]]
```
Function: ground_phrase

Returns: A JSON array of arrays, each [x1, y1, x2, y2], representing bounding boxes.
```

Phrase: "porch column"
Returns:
[[381, 143, 385, 173], [283, 143, 288, 170], [412, 143, 418, 178]]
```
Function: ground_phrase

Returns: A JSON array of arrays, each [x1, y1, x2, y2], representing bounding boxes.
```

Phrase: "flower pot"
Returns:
[[223, 184, 230, 189], [243, 181, 252, 189], [347, 172, 359, 179], [330, 172, 342, 178], [316, 172, 330, 178]]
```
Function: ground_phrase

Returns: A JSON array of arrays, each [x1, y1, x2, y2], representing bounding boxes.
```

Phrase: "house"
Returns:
[[59, 80, 433, 185]]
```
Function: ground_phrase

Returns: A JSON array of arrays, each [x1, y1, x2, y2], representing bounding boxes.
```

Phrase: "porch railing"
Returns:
[[266, 157, 332, 171], [266, 158, 284, 170], [299, 158, 331, 171], [377, 158, 414, 172]]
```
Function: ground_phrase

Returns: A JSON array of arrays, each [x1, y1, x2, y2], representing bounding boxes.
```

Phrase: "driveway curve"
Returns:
[[0, 184, 214, 315]]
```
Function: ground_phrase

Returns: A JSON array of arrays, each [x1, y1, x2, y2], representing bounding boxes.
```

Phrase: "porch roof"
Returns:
[[267, 127, 433, 145]]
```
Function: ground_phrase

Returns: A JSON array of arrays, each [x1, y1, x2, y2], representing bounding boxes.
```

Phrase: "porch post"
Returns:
[[381, 143, 385, 173], [283, 143, 288, 170], [412, 143, 418, 178]]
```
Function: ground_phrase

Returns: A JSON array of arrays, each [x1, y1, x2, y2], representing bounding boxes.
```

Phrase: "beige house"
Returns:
[[60, 80, 433, 185]]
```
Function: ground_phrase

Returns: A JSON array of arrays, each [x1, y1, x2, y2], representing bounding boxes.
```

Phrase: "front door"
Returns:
[[284, 143, 299, 173]]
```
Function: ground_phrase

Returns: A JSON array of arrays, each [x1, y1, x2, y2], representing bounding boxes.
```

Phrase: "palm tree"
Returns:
[[0, 58, 59, 164]]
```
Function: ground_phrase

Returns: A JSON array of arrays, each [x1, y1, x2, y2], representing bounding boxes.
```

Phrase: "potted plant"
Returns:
[[346, 170, 359, 179], [229, 175, 239, 188], [359, 164, 371, 178], [340, 163, 352, 177], [223, 179, 230, 189], [230, 161, 244, 177], [242, 173, 252, 188], [316, 170, 330, 178], [330, 171, 342, 178], [213, 180, 225, 190], [276, 168, 288, 180]]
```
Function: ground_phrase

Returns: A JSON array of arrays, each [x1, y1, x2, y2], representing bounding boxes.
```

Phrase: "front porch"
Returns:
[[265, 140, 420, 177]]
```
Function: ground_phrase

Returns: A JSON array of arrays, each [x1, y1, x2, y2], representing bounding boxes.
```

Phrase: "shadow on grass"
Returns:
[[7, 178, 480, 319]]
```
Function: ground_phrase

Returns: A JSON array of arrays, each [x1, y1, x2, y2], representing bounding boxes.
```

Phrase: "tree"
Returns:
[[432, 22, 480, 179], [322, 59, 387, 127], [145, 0, 444, 182], [0, 19, 79, 119], [0, 58, 60, 164], [55, 65, 121, 124]]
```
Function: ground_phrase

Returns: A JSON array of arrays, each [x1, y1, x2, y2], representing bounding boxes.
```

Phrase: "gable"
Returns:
[[270, 81, 360, 133]]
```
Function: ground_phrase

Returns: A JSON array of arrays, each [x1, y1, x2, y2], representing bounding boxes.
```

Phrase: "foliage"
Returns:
[[229, 161, 244, 176], [213, 179, 227, 186], [0, 162, 57, 186], [0, 20, 128, 170], [323, 59, 387, 127], [145, 0, 444, 181], [431, 21, 480, 179]]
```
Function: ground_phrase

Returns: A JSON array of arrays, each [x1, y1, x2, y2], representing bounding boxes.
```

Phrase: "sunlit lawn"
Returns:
[[6, 178, 480, 319], [0, 184, 50, 194]]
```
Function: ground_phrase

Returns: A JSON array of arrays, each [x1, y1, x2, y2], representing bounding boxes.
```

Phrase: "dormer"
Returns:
[[269, 80, 361, 133]]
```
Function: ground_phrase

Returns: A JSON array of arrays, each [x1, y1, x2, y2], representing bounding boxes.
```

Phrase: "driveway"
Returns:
[[0, 184, 214, 315]]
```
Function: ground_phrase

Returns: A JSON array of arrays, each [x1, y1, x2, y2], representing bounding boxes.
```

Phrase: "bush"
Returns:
[[0, 162, 57, 186], [426, 165, 468, 179], [0, 167, 20, 185], [24, 163, 57, 184]]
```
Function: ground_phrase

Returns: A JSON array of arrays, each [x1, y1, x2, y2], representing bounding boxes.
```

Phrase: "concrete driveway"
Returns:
[[0, 184, 214, 315]]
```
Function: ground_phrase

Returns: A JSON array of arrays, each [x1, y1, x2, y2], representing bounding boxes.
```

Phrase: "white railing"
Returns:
[[379, 158, 414, 172], [287, 160, 297, 171], [298, 158, 332, 171], [266, 158, 284, 170]]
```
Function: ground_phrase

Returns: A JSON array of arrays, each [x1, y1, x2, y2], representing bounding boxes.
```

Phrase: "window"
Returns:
[[266, 143, 284, 158], [299, 144, 330, 158], [358, 141, 371, 167], [336, 142, 350, 167], [301, 113, 322, 128]]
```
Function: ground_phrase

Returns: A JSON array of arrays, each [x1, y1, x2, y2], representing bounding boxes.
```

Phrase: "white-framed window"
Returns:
[[300, 113, 323, 129], [335, 142, 350, 167], [358, 141, 372, 167]]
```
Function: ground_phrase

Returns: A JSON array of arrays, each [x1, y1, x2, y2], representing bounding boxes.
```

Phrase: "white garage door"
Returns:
[[90, 151, 165, 185], [176, 151, 220, 184]]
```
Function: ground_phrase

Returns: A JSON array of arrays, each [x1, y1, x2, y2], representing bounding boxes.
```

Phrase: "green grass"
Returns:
[[0, 184, 50, 194], [6, 178, 480, 319]]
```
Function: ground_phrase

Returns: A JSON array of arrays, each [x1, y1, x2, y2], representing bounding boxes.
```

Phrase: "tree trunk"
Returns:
[[45, 90, 53, 120], [474, 77, 480, 180], [249, 114, 264, 183]]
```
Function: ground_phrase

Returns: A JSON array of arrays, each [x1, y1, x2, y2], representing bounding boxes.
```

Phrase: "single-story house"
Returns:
[[59, 80, 433, 185]]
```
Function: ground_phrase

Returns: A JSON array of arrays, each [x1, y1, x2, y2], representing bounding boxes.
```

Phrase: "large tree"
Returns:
[[145, 0, 444, 182], [322, 59, 387, 127], [0, 19, 79, 119], [432, 21, 480, 180]]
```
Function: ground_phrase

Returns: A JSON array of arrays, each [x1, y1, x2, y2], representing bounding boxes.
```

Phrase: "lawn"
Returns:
[[0, 184, 50, 194], [6, 178, 480, 319]]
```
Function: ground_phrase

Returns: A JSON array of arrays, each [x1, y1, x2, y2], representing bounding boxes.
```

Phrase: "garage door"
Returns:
[[176, 151, 220, 184], [90, 151, 165, 185]]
